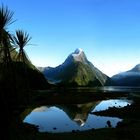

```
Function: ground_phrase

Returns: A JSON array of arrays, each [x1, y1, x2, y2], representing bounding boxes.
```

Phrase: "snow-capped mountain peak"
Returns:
[[74, 48, 83, 54], [70, 48, 87, 63], [40, 48, 108, 86], [63, 48, 87, 65]]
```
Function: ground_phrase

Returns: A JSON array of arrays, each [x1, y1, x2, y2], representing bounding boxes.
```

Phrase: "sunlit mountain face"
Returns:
[[38, 48, 109, 86]]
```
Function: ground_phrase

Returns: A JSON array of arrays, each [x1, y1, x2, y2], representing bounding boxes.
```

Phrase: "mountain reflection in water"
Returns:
[[23, 99, 132, 133]]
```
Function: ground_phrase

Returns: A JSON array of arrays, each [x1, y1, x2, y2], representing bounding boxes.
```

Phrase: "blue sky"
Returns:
[[1, 0, 140, 76]]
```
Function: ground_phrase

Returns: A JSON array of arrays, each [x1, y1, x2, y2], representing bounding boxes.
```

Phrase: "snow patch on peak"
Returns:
[[70, 48, 88, 63], [72, 48, 83, 58], [63, 48, 87, 65], [74, 48, 83, 54]]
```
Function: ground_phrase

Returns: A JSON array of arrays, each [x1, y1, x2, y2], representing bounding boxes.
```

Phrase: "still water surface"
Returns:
[[23, 99, 132, 133]]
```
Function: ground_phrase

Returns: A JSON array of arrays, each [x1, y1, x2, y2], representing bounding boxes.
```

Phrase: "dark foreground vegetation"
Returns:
[[0, 4, 48, 139], [8, 91, 140, 140], [0, 5, 140, 140]]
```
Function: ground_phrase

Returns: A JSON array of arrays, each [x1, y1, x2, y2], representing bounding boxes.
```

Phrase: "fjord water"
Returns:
[[100, 86, 140, 93], [92, 99, 133, 112], [23, 98, 132, 133]]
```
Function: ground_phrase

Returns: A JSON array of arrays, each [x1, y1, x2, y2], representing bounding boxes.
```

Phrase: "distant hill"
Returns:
[[129, 64, 140, 72], [38, 48, 109, 87], [0, 61, 49, 90], [0, 48, 49, 90], [108, 64, 140, 86]]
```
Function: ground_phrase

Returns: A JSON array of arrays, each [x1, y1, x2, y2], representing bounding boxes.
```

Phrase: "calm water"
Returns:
[[23, 99, 132, 133], [100, 86, 140, 92], [92, 99, 133, 112]]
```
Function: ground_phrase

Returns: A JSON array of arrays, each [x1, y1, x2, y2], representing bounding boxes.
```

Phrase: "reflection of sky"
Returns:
[[23, 103, 123, 133], [92, 99, 132, 112]]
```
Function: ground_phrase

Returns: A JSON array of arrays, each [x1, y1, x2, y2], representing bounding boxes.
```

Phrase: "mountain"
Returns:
[[129, 64, 140, 72], [109, 64, 140, 86], [39, 48, 108, 86]]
